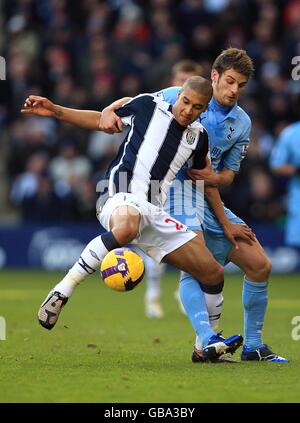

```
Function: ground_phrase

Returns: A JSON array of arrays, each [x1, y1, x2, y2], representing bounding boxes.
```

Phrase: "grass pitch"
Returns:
[[0, 270, 299, 403]]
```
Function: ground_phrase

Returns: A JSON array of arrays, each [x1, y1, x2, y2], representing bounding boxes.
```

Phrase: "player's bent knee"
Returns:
[[263, 256, 272, 278], [205, 264, 224, 285], [256, 256, 272, 279], [113, 221, 139, 245], [194, 262, 223, 285], [248, 255, 272, 281]]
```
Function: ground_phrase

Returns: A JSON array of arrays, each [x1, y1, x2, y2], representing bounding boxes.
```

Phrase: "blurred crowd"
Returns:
[[1, 0, 300, 225]]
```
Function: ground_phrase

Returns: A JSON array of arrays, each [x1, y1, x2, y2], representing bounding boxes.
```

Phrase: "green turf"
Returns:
[[0, 270, 299, 403]]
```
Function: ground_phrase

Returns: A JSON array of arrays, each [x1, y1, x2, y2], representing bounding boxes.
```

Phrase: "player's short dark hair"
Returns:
[[171, 60, 202, 77], [212, 48, 254, 79], [182, 76, 213, 98]]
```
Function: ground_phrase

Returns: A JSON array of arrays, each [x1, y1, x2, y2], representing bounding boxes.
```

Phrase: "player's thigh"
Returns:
[[98, 193, 142, 234], [203, 229, 230, 266], [110, 205, 140, 231], [228, 238, 272, 280], [163, 230, 223, 283]]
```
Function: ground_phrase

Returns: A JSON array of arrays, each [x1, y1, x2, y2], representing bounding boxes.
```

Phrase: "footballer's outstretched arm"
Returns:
[[21, 95, 102, 130]]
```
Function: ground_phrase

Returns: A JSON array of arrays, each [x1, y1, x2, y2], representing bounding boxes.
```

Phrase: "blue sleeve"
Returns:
[[222, 125, 251, 172], [154, 86, 181, 105], [269, 128, 293, 169]]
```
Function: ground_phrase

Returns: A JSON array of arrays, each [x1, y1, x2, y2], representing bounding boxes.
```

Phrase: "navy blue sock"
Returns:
[[101, 231, 122, 251]]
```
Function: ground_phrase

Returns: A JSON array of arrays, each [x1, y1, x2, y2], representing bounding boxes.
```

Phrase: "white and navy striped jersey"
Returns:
[[99, 94, 209, 206]]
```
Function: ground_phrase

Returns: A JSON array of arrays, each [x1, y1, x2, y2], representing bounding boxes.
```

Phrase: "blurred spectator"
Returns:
[[21, 172, 66, 221], [170, 59, 203, 85], [10, 152, 49, 205], [49, 139, 92, 189], [87, 130, 124, 168], [270, 118, 300, 247], [0, 0, 299, 225]]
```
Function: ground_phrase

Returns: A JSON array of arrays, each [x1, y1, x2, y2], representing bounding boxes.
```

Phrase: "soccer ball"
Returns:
[[100, 247, 145, 292]]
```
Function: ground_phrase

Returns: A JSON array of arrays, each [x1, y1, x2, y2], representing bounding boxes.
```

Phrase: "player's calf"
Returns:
[[181, 258, 224, 286], [164, 235, 224, 286]]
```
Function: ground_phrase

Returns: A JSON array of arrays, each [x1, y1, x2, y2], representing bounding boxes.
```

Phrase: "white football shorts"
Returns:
[[97, 192, 197, 263]]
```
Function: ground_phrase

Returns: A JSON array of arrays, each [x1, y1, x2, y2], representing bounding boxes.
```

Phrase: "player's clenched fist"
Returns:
[[21, 95, 58, 117], [99, 106, 125, 134]]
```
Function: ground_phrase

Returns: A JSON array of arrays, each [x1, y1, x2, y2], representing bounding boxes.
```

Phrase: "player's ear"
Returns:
[[211, 69, 218, 82]]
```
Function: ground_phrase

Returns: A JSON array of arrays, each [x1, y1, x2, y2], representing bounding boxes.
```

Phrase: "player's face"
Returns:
[[173, 87, 210, 126], [211, 68, 248, 107], [172, 71, 198, 86]]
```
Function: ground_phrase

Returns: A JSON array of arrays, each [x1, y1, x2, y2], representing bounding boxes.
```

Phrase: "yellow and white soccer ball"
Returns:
[[100, 247, 145, 292]]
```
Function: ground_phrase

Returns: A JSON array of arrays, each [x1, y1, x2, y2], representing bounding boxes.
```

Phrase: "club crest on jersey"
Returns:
[[185, 129, 196, 145], [227, 126, 235, 140]]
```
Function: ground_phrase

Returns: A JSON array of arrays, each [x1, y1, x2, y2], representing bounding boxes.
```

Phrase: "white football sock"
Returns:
[[204, 292, 224, 330], [53, 234, 111, 297], [194, 292, 224, 350], [144, 255, 166, 302]]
